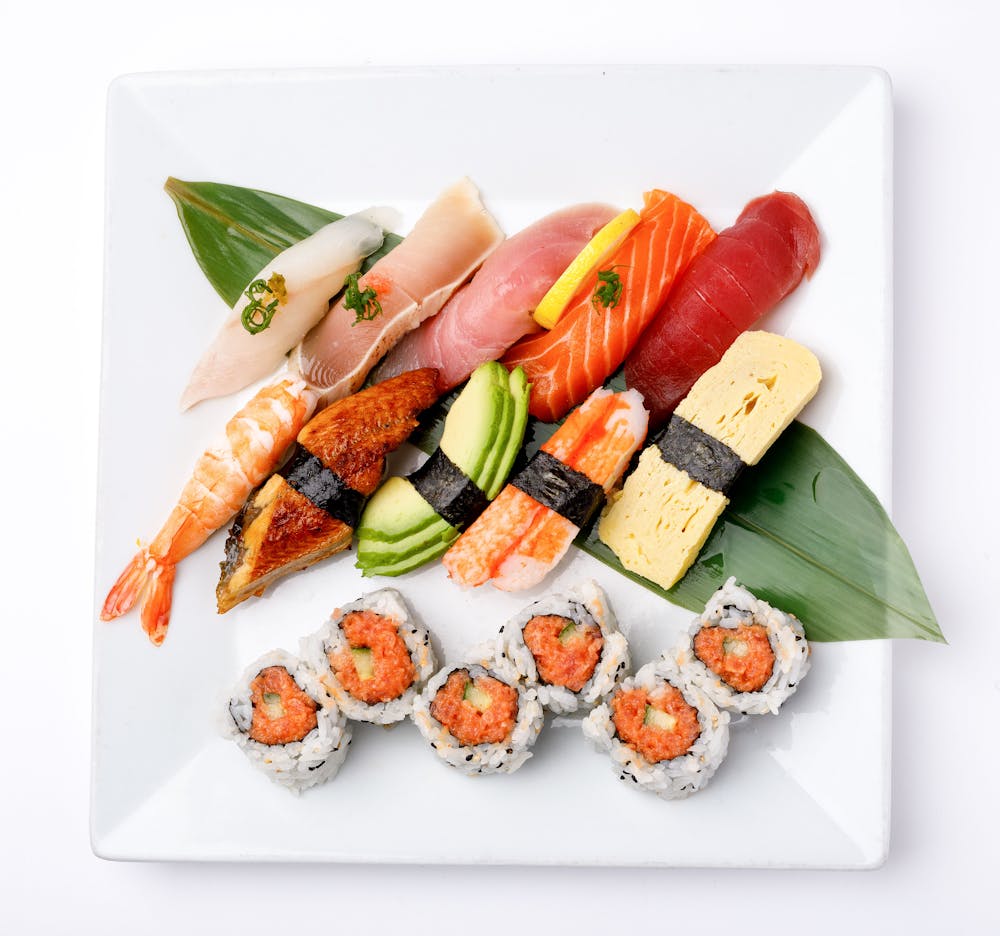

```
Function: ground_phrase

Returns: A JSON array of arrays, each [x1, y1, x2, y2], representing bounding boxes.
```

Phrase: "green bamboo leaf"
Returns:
[[413, 397, 941, 643], [167, 181, 940, 643], [164, 178, 402, 307]]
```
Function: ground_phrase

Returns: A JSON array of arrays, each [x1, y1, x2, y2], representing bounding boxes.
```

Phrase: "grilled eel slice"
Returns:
[[217, 368, 439, 612]]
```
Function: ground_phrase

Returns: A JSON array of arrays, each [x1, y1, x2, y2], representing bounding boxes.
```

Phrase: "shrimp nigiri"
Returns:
[[101, 374, 317, 645]]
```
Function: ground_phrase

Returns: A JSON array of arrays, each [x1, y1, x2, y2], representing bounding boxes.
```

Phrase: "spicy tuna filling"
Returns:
[[430, 669, 518, 746], [522, 613, 604, 692], [611, 684, 701, 763], [330, 609, 416, 704], [249, 665, 319, 745], [693, 622, 774, 693]]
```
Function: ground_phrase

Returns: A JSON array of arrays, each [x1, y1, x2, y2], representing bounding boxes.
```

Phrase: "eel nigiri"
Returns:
[[371, 203, 618, 392], [294, 179, 504, 403], [216, 369, 440, 612], [442, 387, 648, 592], [624, 191, 821, 429], [501, 190, 716, 422], [180, 211, 391, 410]]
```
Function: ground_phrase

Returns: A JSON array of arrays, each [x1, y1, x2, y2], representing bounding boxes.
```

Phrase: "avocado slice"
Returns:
[[440, 362, 512, 483], [643, 705, 677, 732], [463, 681, 493, 712], [354, 362, 531, 577]]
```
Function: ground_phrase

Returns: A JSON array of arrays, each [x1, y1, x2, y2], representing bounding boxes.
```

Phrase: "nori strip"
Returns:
[[281, 446, 366, 528], [409, 449, 489, 530], [510, 450, 604, 529], [655, 416, 747, 494]]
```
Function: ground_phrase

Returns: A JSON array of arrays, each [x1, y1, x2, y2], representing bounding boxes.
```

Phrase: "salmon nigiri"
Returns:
[[501, 190, 716, 422], [443, 387, 648, 592]]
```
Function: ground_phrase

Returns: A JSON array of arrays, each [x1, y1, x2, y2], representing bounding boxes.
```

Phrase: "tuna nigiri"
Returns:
[[180, 211, 391, 410], [371, 203, 618, 392], [294, 179, 504, 402], [624, 191, 821, 428], [443, 387, 648, 591], [501, 191, 716, 422]]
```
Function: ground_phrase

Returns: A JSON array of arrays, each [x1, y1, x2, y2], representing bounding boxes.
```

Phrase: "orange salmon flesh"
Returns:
[[330, 610, 416, 704], [693, 624, 774, 693], [430, 670, 518, 746], [248, 666, 319, 746], [523, 614, 603, 693], [611, 684, 701, 763]]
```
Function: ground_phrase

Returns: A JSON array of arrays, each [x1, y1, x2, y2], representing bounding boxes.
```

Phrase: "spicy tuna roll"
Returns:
[[301, 588, 436, 725], [412, 649, 543, 775], [224, 649, 351, 793], [672, 577, 810, 716], [583, 657, 729, 799], [495, 580, 629, 713]]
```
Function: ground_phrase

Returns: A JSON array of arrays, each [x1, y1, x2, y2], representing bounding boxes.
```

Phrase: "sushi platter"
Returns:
[[93, 66, 894, 866]]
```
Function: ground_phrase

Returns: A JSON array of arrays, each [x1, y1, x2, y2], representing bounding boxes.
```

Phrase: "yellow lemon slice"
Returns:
[[532, 208, 641, 329]]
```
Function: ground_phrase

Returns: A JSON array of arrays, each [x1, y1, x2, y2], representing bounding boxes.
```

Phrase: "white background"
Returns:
[[2, 1, 997, 932]]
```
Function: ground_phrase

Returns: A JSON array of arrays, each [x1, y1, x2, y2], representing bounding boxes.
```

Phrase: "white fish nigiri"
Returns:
[[180, 210, 394, 410]]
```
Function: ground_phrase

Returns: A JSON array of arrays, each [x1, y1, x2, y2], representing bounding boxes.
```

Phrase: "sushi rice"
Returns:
[[582, 656, 729, 800], [224, 648, 351, 794], [494, 579, 630, 714], [412, 643, 544, 776], [301, 588, 436, 725], [672, 577, 811, 715]]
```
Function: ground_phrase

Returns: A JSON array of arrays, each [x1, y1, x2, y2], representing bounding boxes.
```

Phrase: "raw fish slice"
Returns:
[[501, 191, 716, 422], [625, 191, 820, 428], [443, 388, 647, 591], [295, 179, 504, 402], [180, 211, 390, 410], [372, 203, 618, 392]]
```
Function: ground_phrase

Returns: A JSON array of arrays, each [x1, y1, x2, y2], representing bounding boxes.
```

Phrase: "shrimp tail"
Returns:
[[101, 550, 176, 646], [100, 550, 152, 620], [140, 561, 176, 647]]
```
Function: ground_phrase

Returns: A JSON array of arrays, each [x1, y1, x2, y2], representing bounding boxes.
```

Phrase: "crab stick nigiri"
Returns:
[[443, 386, 648, 592]]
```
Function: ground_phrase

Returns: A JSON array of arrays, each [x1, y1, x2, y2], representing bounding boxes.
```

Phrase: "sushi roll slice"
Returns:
[[583, 657, 729, 800], [495, 580, 629, 714], [412, 648, 544, 776], [224, 649, 351, 793], [301, 588, 436, 725], [672, 577, 810, 716]]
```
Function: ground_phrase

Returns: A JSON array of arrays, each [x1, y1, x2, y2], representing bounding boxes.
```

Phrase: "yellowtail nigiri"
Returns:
[[294, 179, 504, 403]]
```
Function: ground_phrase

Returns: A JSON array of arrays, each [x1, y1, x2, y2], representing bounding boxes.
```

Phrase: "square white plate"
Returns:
[[93, 65, 892, 866]]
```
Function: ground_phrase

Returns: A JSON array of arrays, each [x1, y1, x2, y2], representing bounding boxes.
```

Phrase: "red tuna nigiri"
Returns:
[[501, 191, 716, 423], [371, 203, 618, 393], [624, 191, 820, 429]]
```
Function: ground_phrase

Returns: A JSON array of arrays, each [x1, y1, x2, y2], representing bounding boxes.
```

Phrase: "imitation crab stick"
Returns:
[[442, 386, 648, 591]]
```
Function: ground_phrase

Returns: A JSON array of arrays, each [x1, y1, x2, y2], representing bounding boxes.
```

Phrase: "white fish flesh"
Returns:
[[180, 209, 393, 410]]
